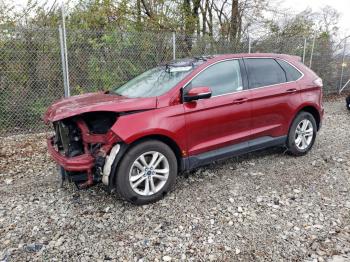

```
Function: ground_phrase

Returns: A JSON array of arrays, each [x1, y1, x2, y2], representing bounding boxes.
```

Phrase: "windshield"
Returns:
[[112, 65, 194, 98]]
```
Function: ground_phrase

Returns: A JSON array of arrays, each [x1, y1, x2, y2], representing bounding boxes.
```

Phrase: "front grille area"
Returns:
[[53, 120, 84, 157]]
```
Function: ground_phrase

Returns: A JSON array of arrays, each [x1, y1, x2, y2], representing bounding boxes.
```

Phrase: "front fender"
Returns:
[[111, 106, 187, 153]]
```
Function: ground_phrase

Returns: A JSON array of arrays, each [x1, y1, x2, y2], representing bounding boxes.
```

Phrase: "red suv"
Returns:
[[44, 53, 324, 204]]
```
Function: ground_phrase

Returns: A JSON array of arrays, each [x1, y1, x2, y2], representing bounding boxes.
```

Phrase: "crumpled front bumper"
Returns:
[[47, 137, 94, 172]]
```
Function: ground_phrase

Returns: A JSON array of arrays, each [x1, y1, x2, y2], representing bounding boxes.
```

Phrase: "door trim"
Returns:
[[181, 135, 287, 170]]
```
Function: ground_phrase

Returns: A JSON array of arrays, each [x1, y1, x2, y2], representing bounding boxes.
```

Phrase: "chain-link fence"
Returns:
[[0, 26, 63, 135], [66, 29, 174, 96], [0, 25, 349, 136], [338, 37, 350, 93]]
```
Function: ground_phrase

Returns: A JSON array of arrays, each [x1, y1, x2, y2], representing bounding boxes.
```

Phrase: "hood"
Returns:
[[44, 92, 157, 123]]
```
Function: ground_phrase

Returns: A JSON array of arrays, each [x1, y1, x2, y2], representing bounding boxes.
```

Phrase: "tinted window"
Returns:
[[245, 58, 286, 88], [276, 59, 302, 81], [186, 60, 243, 96]]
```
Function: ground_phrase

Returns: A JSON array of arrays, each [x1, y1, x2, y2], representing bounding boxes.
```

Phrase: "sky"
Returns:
[[279, 0, 350, 38], [9, 0, 350, 37]]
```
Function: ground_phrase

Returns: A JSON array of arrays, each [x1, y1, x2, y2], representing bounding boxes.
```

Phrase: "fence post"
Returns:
[[172, 32, 176, 60], [302, 38, 307, 63], [61, 1, 70, 97], [59, 25, 69, 98], [309, 35, 316, 68], [248, 35, 251, 53], [339, 38, 347, 92]]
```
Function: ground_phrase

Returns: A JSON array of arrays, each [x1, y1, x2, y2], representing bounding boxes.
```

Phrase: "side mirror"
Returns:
[[184, 86, 212, 102]]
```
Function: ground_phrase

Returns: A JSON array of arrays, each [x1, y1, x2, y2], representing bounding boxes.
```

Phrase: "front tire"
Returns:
[[287, 112, 317, 156], [115, 140, 177, 205]]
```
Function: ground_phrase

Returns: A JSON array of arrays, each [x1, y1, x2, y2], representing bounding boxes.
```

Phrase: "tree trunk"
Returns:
[[183, 0, 201, 53], [208, 0, 213, 37], [136, 0, 142, 31], [202, 0, 208, 35], [183, 0, 192, 53], [196, 12, 200, 36], [230, 0, 239, 42]]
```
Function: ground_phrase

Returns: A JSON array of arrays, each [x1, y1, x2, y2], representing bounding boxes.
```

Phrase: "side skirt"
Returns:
[[182, 136, 287, 170]]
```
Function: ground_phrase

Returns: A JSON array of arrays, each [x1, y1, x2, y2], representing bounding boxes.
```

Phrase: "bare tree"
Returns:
[[317, 5, 339, 36]]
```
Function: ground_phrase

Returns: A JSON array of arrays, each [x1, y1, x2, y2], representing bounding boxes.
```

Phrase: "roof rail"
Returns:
[[193, 55, 215, 61]]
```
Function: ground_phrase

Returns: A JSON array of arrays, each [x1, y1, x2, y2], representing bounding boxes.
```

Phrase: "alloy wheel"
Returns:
[[129, 151, 170, 196], [294, 119, 314, 150]]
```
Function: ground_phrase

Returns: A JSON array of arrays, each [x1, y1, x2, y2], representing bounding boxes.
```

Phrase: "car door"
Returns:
[[244, 58, 302, 139], [183, 59, 252, 156]]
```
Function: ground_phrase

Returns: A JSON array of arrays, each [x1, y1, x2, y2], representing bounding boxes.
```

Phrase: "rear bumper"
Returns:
[[47, 137, 94, 172]]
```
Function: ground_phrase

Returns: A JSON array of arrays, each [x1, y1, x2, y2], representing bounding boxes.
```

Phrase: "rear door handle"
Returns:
[[286, 88, 297, 93], [232, 98, 248, 104]]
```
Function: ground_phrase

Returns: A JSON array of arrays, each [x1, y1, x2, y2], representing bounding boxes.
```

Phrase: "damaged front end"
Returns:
[[47, 112, 120, 189]]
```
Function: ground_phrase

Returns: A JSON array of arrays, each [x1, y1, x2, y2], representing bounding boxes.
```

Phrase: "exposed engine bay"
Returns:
[[50, 112, 119, 189]]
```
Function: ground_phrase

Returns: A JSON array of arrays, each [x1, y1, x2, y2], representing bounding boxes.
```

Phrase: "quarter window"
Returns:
[[245, 58, 286, 88], [276, 59, 302, 81], [186, 60, 243, 96]]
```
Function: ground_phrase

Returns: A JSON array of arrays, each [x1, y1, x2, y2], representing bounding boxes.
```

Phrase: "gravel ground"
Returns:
[[1, 96, 350, 261]]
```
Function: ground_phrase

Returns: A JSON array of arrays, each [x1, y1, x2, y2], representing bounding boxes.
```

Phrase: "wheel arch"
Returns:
[[128, 134, 184, 171], [292, 105, 321, 131], [108, 134, 184, 190]]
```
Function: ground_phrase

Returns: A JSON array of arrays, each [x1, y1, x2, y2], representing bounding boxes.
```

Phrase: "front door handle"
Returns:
[[286, 88, 297, 93], [232, 98, 248, 104]]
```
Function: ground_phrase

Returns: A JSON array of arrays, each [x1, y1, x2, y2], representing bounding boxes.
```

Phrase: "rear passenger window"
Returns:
[[245, 58, 286, 88], [276, 59, 302, 81], [186, 60, 243, 96]]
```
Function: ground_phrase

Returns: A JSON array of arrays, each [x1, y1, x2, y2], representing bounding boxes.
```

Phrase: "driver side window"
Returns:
[[186, 60, 243, 96]]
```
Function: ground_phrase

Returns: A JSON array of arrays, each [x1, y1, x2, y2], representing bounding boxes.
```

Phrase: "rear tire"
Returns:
[[346, 96, 350, 110], [287, 112, 317, 156], [115, 140, 177, 205]]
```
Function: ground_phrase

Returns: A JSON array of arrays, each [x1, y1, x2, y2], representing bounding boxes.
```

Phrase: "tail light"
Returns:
[[313, 77, 323, 106], [313, 78, 323, 87]]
